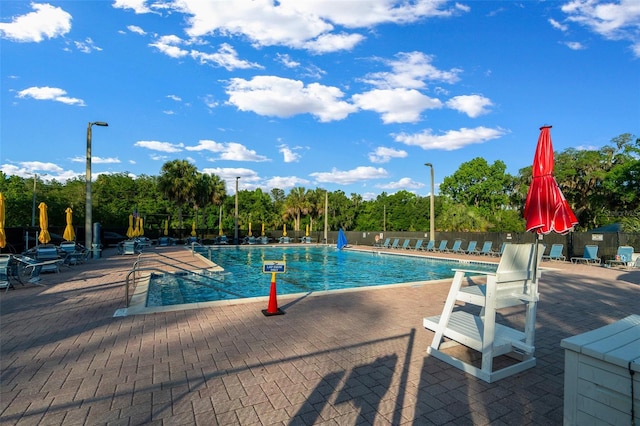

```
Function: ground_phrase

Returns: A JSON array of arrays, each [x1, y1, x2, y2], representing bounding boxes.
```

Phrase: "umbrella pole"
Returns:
[[525, 236, 542, 349]]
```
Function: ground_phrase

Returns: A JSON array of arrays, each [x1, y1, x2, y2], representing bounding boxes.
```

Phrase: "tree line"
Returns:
[[1, 133, 638, 236]]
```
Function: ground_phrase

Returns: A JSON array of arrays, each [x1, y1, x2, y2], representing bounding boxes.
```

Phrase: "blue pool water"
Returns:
[[146, 246, 497, 307]]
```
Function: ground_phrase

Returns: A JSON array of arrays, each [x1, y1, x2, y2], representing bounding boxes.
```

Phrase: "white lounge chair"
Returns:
[[424, 243, 544, 383]]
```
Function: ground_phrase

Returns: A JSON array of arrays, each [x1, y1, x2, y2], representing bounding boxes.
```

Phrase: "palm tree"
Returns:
[[283, 187, 308, 231], [157, 160, 198, 231], [306, 188, 325, 232], [209, 174, 226, 233]]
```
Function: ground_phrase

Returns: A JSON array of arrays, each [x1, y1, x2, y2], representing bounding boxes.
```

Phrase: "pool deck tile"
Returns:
[[1, 244, 638, 425]]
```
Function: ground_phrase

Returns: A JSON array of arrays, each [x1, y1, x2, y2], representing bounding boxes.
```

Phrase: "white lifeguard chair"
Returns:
[[423, 243, 543, 383]]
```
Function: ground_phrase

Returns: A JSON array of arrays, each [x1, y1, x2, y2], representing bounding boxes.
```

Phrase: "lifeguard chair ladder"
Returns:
[[423, 243, 543, 383]]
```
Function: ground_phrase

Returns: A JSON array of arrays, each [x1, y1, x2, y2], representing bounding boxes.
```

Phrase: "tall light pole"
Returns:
[[31, 174, 38, 227], [86, 121, 109, 254], [234, 176, 240, 245], [425, 163, 435, 242]]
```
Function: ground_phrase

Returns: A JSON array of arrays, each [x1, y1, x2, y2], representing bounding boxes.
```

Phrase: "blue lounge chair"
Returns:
[[435, 240, 448, 252], [423, 240, 436, 251], [35, 245, 62, 272], [381, 238, 391, 248], [446, 239, 463, 253], [604, 245, 634, 269], [400, 239, 411, 250], [390, 238, 400, 249], [542, 244, 565, 261], [478, 241, 493, 256], [413, 239, 424, 251], [465, 241, 477, 254], [489, 242, 508, 257], [571, 245, 601, 264]]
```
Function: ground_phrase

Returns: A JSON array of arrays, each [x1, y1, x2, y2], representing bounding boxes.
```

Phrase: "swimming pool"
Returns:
[[146, 246, 497, 307]]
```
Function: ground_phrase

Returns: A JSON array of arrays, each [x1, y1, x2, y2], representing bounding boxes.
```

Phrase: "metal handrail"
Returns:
[[124, 252, 241, 307]]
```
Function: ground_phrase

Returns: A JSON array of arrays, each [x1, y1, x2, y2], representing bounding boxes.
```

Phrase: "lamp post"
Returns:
[[86, 121, 109, 254], [31, 174, 38, 227], [234, 176, 240, 245], [425, 163, 435, 242]]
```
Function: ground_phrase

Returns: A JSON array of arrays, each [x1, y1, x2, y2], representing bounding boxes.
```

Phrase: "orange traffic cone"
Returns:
[[262, 273, 284, 316]]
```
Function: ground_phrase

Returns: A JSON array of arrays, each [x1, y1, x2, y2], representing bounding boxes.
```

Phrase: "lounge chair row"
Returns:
[[375, 238, 508, 256]]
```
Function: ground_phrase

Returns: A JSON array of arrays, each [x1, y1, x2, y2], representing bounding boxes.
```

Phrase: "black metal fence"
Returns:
[[3, 226, 638, 263]]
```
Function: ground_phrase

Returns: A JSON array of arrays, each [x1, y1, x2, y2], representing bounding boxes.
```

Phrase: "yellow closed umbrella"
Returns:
[[248, 222, 252, 237], [63, 207, 75, 241], [191, 222, 196, 237], [127, 214, 135, 238], [306, 224, 309, 236], [139, 217, 144, 236], [261, 223, 265, 236], [164, 219, 169, 236], [283, 224, 287, 236], [38, 202, 51, 244], [133, 216, 140, 237], [0, 193, 6, 249]]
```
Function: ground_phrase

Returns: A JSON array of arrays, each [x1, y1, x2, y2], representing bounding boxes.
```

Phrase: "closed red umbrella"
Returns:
[[524, 126, 578, 235], [523, 126, 578, 348]]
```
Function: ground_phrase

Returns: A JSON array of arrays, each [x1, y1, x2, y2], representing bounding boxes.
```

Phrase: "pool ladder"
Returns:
[[124, 251, 237, 307]]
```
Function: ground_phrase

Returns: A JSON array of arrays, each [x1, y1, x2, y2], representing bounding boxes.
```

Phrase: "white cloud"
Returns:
[[127, 25, 146, 35], [202, 95, 218, 108], [74, 37, 102, 53], [16, 86, 85, 106], [310, 166, 389, 184], [113, 0, 155, 14], [186, 140, 270, 162], [201, 167, 260, 192], [561, 0, 640, 57], [279, 145, 302, 163], [167, 94, 182, 101], [190, 43, 263, 70], [376, 177, 425, 190], [563, 41, 586, 50], [149, 35, 189, 58], [549, 18, 569, 31], [361, 51, 462, 89], [0, 3, 71, 42], [393, 126, 508, 151], [446, 94, 493, 118], [0, 161, 83, 183], [134, 141, 184, 152], [275, 53, 300, 68], [144, 0, 459, 53], [70, 156, 120, 164], [368, 147, 408, 164], [352, 88, 442, 123], [303, 32, 365, 53], [264, 176, 311, 190], [226, 76, 357, 122]]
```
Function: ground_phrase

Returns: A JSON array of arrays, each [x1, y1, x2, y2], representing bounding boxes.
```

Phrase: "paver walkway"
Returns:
[[1, 245, 638, 425]]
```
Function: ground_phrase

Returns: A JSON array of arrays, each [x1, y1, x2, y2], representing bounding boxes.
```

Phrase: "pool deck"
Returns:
[[1, 244, 638, 425]]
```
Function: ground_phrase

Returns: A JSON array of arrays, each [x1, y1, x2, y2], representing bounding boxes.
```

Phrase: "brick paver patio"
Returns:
[[1, 245, 638, 425]]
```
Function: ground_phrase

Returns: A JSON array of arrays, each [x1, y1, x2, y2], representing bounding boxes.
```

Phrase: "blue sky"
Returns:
[[1, 1, 639, 199]]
